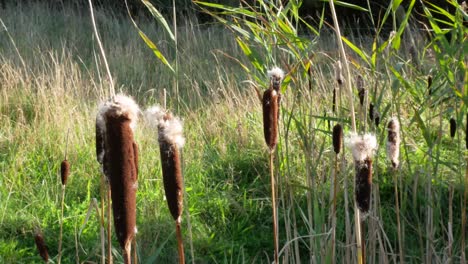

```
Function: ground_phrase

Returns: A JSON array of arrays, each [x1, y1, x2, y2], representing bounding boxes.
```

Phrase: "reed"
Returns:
[[387, 118, 403, 263], [331, 124, 342, 264], [146, 105, 186, 264], [34, 232, 49, 263], [262, 67, 284, 264], [97, 94, 139, 264], [58, 128, 70, 264]]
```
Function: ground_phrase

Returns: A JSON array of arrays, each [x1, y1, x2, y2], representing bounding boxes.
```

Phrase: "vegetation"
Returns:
[[0, 0, 466, 263]]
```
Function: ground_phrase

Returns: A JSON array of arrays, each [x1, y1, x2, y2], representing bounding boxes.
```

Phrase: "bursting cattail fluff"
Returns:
[[450, 118, 456, 138], [60, 160, 70, 186], [334, 60, 343, 85], [34, 232, 49, 263], [347, 133, 377, 213], [263, 67, 284, 151], [386, 118, 400, 169], [356, 75, 365, 105], [146, 106, 185, 222], [97, 94, 139, 261], [332, 124, 343, 154]]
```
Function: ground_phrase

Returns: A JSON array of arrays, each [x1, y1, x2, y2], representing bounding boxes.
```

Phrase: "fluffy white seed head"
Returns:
[[386, 117, 401, 168], [267, 67, 285, 81], [346, 133, 378, 162], [98, 94, 140, 131], [158, 114, 185, 148], [145, 105, 185, 148], [144, 105, 166, 128]]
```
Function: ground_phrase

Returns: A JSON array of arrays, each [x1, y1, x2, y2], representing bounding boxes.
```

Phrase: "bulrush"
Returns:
[[146, 105, 186, 264], [262, 67, 284, 151], [387, 118, 400, 169], [369, 103, 380, 128], [347, 133, 377, 213], [334, 60, 344, 86], [332, 124, 343, 154], [356, 75, 365, 106], [450, 118, 456, 139], [34, 232, 49, 263], [60, 160, 70, 186], [97, 94, 139, 263], [261, 67, 284, 264]]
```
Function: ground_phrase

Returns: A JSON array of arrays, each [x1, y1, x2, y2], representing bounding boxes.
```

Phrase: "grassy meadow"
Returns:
[[0, 1, 467, 263]]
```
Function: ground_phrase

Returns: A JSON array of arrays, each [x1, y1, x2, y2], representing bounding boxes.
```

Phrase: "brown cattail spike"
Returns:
[[369, 103, 380, 127], [347, 133, 377, 214], [356, 75, 365, 106], [263, 68, 284, 151], [332, 88, 337, 113], [332, 124, 343, 154], [60, 160, 70, 186], [387, 118, 401, 169], [98, 94, 139, 263], [34, 232, 49, 263], [450, 118, 456, 139], [369, 103, 374, 122], [355, 158, 373, 213], [427, 75, 433, 95]]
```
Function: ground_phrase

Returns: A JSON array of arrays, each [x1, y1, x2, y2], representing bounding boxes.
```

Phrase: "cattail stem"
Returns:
[[448, 184, 453, 263], [462, 156, 467, 264], [393, 168, 404, 263], [176, 220, 185, 264], [107, 186, 112, 264], [133, 238, 138, 264], [123, 243, 131, 264], [331, 154, 338, 264], [58, 185, 66, 264], [355, 206, 363, 264], [269, 151, 279, 264]]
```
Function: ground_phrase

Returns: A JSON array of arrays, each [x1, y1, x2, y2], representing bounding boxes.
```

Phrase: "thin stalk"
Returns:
[[462, 156, 467, 264], [270, 151, 279, 264], [331, 155, 338, 264], [393, 168, 404, 263], [107, 186, 112, 264], [328, 0, 360, 261], [133, 239, 137, 264], [88, 0, 114, 99], [448, 183, 453, 263], [58, 185, 65, 264], [172, 0, 179, 111], [176, 220, 185, 264], [343, 154, 351, 262], [425, 147, 434, 264]]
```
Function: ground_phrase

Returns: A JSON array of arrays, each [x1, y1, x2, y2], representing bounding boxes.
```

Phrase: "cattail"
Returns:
[[34, 232, 49, 263], [387, 118, 400, 169], [146, 106, 186, 263], [332, 124, 343, 154], [332, 88, 337, 113], [96, 107, 107, 176], [98, 94, 139, 263], [347, 133, 377, 213], [334, 60, 343, 85], [356, 75, 365, 105], [369, 103, 374, 122], [369, 103, 380, 127], [263, 68, 284, 151], [450, 118, 456, 138], [427, 75, 433, 96], [60, 160, 70, 186]]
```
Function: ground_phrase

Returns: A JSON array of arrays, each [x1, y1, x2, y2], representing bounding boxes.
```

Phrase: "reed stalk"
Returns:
[[261, 67, 284, 264], [98, 95, 139, 264], [331, 124, 343, 264], [58, 129, 70, 264], [146, 106, 186, 264]]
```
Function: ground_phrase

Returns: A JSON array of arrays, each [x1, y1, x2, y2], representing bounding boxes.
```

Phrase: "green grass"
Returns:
[[0, 1, 467, 263]]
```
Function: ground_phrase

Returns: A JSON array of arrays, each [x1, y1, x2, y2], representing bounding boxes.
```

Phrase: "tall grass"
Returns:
[[0, 0, 466, 263]]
